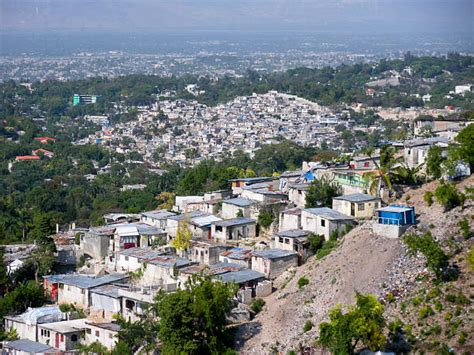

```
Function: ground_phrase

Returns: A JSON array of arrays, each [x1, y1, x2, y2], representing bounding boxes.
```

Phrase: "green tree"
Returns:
[[455, 124, 474, 169], [170, 221, 192, 253], [0, 249, 9, 295], [305, 176, 342, 208], [404, 232, 449, 279], [434, 181, 465, 211], [319, 293, 386, 354], [363, 146, 402, 199], [155, 275, 237, 354], [426, 146, 444, 179]]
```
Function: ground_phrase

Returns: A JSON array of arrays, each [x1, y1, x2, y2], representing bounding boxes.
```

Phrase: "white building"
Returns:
[[301, 207, 354, 240]]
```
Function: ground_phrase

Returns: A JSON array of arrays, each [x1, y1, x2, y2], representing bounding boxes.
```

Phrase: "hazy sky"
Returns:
[[1, 0, 472, 34]]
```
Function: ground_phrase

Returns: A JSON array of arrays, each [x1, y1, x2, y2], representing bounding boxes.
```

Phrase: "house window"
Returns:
[[109, 333, 113, 339], [81, 289, 85, 294], [60, 334, 64, 342], [216, 226, 223, 232], [124, 256, 129, 261], [364, 161, 370, 167], [284, 238, 290, 244], [71, 334, 78, 342], [125, 299, 135, 310], [358, 203, 365, 211], [95, 331, 100, 337], [374, 202, 379, 209], [86, 329, 91, 334], [320, 219, 326, 227], [279, 237, 284, 243]]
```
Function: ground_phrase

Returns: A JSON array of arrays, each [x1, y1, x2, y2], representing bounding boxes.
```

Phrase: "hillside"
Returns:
[[238, 176, 473, 353]]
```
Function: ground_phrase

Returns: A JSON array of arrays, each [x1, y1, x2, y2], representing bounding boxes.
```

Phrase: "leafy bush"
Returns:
[[404, 232, 449, 280], [424, 191, 434, 207], [250, 298, 265, 314], [434, 182, 465, 211], [303, 320, 314, 332], [297, 277, 309, 289], [419, 305, 434, 319], [307, 234, 324, 254], [316, 239, 338, 259], [257, 210, 273, 228], [458, 218, 472, 239]]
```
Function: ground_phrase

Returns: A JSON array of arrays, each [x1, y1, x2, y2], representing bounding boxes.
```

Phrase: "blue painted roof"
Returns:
[[215, 269, 265, 284], [223, 198, 256, 207]]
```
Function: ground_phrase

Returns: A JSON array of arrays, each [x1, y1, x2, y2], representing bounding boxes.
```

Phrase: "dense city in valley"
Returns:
[[1, 1, 473, 354]]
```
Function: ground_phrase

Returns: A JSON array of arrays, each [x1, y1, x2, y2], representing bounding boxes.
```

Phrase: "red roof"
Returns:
[[34, 137, 56, 143], [33, 149, 54, 157], [15, 155, 41, 161]]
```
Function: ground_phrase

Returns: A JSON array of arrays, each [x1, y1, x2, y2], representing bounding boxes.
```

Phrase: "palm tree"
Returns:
[[363, 146, 403, 200], [393, 163, 424, 186]]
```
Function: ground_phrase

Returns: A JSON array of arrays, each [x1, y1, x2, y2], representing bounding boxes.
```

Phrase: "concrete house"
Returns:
[[221, 198, 257, 219], [279, 207, 302, 231], [3, 339, 55, 355], [241, 188, 288, 204], [229, 177, 277, 195], [4, 306, 63, 341], [37, 319, 86, 351], [189, 240, 229, 265], [81, 225, 116, 260], [215, 269, 267, 303], [115, 247, 166, 273], [332, 193, 381, 218], [332, 169, 370, 195], [251, 249, 299, 279], [55, 274, 128, 309], [288, 183, 310, 208], [188, 214, 222, 240], [373, 205, 415, 238], [140, 256, 196, 287], [278, 170, 303, 193], [301, 207, 354, 240], [349, 155, 380, 170], [211, 218, 257, 242], [166, 211, 221, 240], [219, 248, 253, 268], [90, 284, 126, 320], [140, 209, 175, 229], [403, 137, 448, 169], [113, 224, 140, 251], [273, 229, 310, 257], [84, 322, 120, 350]]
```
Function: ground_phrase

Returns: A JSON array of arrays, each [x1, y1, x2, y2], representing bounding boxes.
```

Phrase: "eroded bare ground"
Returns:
[[238, 176, 473, 354]]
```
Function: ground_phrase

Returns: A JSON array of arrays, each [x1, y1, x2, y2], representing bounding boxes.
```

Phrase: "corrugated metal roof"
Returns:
[[252, 248, 298, 259], [115, 225, 139, 237], [377, 205, 413, 213], [141, 210, 175, 219], [168, 211, 209, 221], [220, 248, 252, 260], [333, 193, 380, 203], [276, 229, 310, 238], [6, 339, 55, 353], [90, 284, 127, 298], [222, 198, 256, 207], [117, 247, 166, 259], [282, 207, 302, 216], [215, 269, 265, 284], [56, 273, 127, 289], [212, 217, 256, 227], [304, 207, 354, 220], [191, 215, 222, 227]]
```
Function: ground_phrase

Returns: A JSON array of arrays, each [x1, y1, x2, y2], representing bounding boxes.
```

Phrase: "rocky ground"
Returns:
[[237, 176, 473, 354]]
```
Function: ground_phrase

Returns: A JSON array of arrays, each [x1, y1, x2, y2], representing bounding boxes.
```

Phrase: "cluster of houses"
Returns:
[[1, 152, 423, 354]]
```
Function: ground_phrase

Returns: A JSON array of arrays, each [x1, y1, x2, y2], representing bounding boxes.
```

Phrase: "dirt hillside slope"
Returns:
[[239, 176, 473, 354]]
